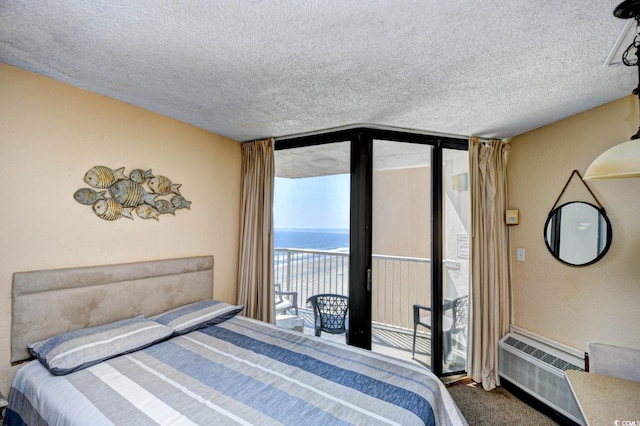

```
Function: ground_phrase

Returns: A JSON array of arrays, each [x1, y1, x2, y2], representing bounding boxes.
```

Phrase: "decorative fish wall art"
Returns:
[[74, 166, 192, 221]]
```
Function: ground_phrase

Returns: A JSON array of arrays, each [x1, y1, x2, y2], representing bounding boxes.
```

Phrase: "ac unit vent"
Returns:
[[503, 336, 583, 372], [499, 332, 586, 425]]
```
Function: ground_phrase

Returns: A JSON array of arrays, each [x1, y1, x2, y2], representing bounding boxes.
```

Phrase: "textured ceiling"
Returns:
[[0, 0, 635, 142]]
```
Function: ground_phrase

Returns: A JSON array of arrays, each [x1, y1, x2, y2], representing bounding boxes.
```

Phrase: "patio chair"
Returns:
[[412, 295, 468, 361], [307, 294, 349, 342], [275, 284, 298, 316]]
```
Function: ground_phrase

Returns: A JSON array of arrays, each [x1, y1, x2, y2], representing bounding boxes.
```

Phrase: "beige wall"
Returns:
[[0, 63, 242, 394], [509, 95, 640, 352]]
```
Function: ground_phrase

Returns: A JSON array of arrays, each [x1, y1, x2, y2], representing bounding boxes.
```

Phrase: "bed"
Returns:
[[5, 256, 467, 425]]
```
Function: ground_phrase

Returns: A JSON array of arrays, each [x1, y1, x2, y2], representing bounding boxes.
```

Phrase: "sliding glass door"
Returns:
[[441, 148, 470, 374], [274, 129, 469, 376], [368, 139, 470, 375], [370, 140, 433, 362]]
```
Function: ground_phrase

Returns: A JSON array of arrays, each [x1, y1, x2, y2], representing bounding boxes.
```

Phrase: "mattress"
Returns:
[[5, 316, 466, 425]]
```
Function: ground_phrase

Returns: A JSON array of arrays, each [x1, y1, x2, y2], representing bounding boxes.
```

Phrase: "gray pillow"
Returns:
[[29, 315, 173, 375], [152, 299, 244, 335]]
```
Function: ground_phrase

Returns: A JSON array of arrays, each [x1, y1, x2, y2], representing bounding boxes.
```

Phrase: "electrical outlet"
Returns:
[[516, 248, 525, 262]]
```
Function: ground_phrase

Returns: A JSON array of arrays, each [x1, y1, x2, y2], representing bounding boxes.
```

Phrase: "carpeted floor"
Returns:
[[448, 380, 559, 425]]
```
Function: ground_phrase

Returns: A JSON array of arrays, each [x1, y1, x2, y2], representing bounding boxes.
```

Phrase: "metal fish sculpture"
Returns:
[[73, 188, 106, 205], [84, 166, 126, 188], [148, 175, 181, 196], [92, 199, 134, 221], [154, 199, 176, 215], [76, 166, 190, 221], [109, 179, 157, 207], [171, 195, 192, 210], [135, 204, 160, 221], [129, 169, 154, 184]]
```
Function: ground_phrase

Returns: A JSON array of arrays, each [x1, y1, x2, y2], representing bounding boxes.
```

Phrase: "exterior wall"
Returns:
[[508, 95, 640, 352], [0, 63, 242, 394], [373, 166, 431, 257]]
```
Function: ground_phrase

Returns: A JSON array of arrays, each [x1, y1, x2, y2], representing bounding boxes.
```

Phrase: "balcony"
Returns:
[[274, 248, 466, 371]]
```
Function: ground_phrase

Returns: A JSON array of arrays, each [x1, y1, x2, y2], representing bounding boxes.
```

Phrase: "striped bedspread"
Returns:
[[5, 316, 467, 425]]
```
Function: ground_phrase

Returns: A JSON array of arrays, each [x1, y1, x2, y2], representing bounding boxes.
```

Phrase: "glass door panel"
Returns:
[[442, 148, 470, 374], [370, 140, 432, 364], [273, 142, 350, 341]]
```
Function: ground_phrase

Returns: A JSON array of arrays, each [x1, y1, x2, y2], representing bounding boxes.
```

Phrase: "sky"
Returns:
[[273, 174, 350, 230]]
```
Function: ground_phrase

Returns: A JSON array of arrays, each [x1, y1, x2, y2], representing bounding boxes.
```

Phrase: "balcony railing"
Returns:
[[274, 248, 435, 331]]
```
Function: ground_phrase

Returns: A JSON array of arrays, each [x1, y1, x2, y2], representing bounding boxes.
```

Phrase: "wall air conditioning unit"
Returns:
[[498, 329, 586, 425]]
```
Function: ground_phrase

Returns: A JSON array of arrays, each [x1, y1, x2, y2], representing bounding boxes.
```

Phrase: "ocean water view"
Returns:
[[274, 228, 349, 250], [273, 228, 350, 300]]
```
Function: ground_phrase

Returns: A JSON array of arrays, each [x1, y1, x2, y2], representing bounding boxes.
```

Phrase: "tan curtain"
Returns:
[[237, 138, 275, 323], [468, 136, 511, 391]]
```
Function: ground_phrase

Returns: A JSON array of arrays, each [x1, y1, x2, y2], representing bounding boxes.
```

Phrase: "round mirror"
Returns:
[[544, 201, 612, 267]]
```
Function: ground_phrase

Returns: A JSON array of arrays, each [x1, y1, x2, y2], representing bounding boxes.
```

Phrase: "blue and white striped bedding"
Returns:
[[5, 316, 467, 425]]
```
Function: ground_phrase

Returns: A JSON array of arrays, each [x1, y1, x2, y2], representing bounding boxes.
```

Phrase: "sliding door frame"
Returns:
[[275, 127, 467, 377]]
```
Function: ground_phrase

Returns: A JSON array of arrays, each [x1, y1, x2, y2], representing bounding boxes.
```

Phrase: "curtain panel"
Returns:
[[468, 136, 511, 391], [237, 138, 275, 323]]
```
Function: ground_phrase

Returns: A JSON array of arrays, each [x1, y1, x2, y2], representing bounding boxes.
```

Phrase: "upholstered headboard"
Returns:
[[11, 255, 214, 364]]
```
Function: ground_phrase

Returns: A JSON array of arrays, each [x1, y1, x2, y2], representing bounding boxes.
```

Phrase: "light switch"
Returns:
[[516, 248, 525, 262]]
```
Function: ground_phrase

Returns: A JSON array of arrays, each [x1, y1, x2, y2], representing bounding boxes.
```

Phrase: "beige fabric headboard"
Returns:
[[11, 255, 214, 364]]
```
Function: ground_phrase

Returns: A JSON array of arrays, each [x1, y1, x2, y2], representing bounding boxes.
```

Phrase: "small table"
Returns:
[[565, 370, 640, 425], [276, 314, 304, 332]]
